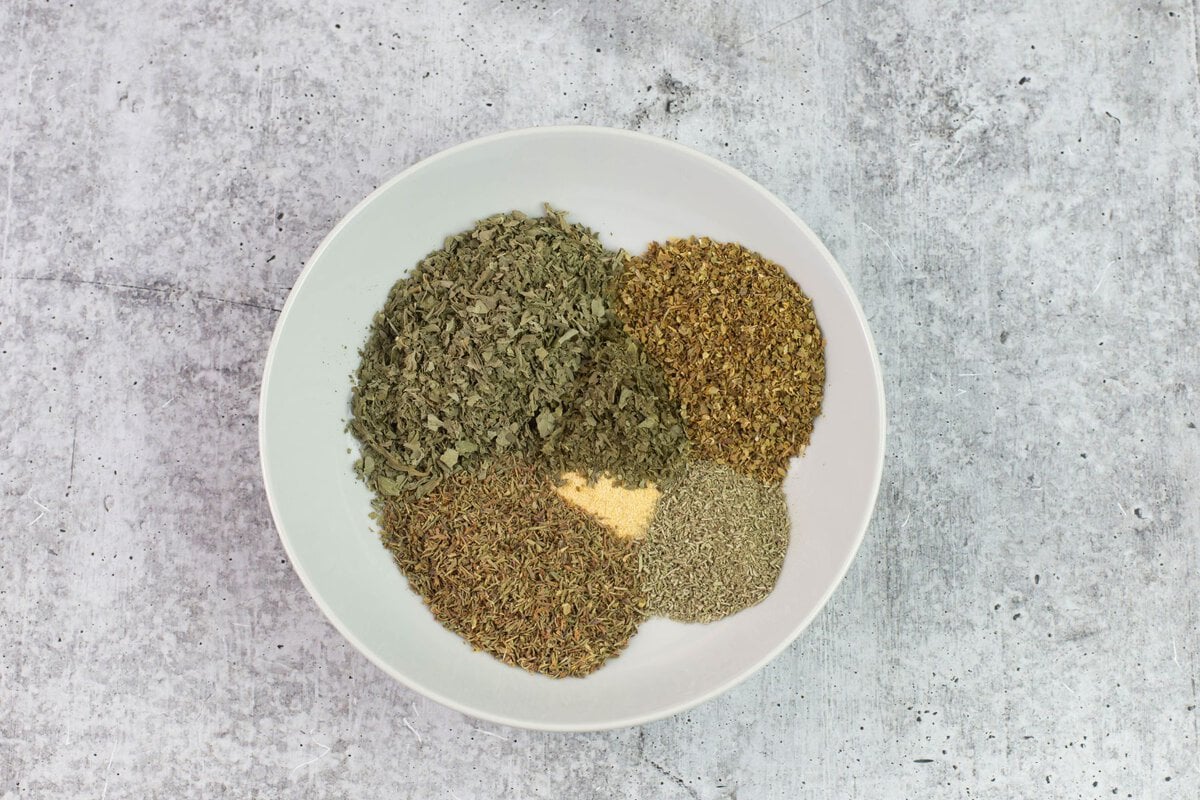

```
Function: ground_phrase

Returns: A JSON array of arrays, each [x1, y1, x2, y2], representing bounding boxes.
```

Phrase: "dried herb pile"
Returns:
[[383, 458, 646, 677], [640, 460, 790, 623], [539, 323, 689, 488], [617, 237, 826, 481], [351, 207, 621, 499], [349, 209, 827, 679]]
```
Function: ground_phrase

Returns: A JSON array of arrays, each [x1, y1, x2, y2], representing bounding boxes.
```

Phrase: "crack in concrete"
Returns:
[[4, 274, 282, 314]]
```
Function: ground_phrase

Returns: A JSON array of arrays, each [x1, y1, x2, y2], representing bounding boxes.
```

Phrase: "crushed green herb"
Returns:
[[382, 458, 647, 678], [617, 237, 826, 481], [538, 322, 688, 487], [351, 206, 623, 499], [640, 460, 790, 623]]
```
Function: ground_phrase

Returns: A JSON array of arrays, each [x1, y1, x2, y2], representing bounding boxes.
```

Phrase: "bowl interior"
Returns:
[[260, 127, 884, 731]]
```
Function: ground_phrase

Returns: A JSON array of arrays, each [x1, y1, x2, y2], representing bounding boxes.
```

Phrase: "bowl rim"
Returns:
[[259, 125, 886, 732]]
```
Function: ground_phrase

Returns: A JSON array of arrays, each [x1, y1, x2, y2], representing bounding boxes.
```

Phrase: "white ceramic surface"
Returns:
[[259, 126, 885, 731]]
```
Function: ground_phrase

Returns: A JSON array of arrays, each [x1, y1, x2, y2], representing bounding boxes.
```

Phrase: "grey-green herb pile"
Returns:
[[351, 206, 621, 499], [640, 460, 790, 623]]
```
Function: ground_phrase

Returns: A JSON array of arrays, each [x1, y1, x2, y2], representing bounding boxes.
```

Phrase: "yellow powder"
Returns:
[[554, 472, 660, 540]]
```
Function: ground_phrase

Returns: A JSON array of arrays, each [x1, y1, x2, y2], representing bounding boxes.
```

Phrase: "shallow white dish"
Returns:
[[259, 126, 885, 731]]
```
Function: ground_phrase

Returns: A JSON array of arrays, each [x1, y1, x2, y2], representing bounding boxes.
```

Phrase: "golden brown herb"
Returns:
[[382, 458, 647, 678], [640, 460, 789, 623], [617, 238, 826, 481]]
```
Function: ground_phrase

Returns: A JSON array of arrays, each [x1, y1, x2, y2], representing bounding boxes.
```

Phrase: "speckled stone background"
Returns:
[[1, 1, 1198, 797]]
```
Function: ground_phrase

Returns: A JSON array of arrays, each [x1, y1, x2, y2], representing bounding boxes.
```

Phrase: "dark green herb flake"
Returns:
[[350, 206, 623, 499]]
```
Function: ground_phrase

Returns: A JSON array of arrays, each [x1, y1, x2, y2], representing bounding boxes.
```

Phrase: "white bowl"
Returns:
[[259, 127, 885, 731]]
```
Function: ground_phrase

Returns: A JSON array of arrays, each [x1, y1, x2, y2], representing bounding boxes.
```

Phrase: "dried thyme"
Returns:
[[351, 206, 623, 499], [640, 460, 790, 623], [382, 458, 646, 678], [617, 238, 826, 481]]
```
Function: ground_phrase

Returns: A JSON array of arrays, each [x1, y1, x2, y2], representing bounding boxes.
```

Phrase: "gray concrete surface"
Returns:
[[2, 1, 1198, 797]]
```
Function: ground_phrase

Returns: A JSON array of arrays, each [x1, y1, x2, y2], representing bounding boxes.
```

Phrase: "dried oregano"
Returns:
[[382, 458, 646, 678], [350, 206, 622, 499], [640, 460, 789, 623], [617, 238, 826, 481]]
